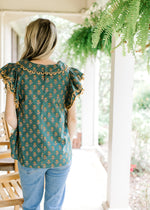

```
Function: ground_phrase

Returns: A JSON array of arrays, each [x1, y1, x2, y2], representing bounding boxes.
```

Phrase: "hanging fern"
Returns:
[[64, 26, 112, 65], [64, 0, 149, 66], [64, 3, 112, 65], [92, 0, 150, 54]]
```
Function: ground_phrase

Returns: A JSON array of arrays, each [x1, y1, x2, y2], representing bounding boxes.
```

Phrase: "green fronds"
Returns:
[[137, 6, 150, 52], [64, 0, 150, 66], [92, 0, 150, 54], [64, 5, 112, 65], [92, 9, 113, 48], [64, 25, 112, 65], [126, 0, 140, 51]]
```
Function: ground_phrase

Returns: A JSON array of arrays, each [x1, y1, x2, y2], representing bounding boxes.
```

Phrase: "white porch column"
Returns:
[[102, 37, 134, 210], [81, 56, 99, 148]]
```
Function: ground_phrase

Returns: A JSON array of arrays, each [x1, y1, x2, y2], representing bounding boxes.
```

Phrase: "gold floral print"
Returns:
[[0, 60, 83, 169], [17, 60, 68, 76]]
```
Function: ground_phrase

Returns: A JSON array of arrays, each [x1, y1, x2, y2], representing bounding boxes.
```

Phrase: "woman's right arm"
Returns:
[[67, 102, 77, 142]]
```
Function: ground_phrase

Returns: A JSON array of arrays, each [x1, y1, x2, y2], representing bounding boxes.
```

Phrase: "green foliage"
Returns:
[[98, 134, 105, 145], [64, 26, 112, 65], [98, 125, 108, 145], [133, 88, 150, 110], [131, 51, 150, 175], [92, 0, 150, 54], [98, 52, 111, 146], [132, 110, 150, 173], [64, 3, 112, 65]]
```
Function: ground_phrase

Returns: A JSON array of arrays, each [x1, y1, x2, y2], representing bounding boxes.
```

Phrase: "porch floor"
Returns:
[[0, 148, 107, 210]]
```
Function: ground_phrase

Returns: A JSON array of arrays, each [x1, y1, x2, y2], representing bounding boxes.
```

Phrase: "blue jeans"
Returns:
[[18, 160, 72, 210]]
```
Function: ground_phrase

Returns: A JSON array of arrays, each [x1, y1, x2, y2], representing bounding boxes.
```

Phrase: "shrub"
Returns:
[[133, 88, 150, 110]]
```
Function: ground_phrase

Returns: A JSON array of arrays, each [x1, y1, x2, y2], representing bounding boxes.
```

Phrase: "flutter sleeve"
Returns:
[[65, 67, 84, 109], [0, 63, 19, 109]]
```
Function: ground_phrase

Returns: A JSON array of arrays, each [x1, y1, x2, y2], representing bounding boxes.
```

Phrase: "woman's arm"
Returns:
[[4, 90, 17, 130], [67, 102, 77, 142]]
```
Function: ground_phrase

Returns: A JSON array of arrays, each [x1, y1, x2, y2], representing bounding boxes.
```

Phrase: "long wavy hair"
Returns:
[[20, 18, 57, 60]]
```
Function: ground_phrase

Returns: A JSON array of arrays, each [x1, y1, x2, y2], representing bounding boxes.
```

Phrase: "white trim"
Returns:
[[2, 10, 83, 16]]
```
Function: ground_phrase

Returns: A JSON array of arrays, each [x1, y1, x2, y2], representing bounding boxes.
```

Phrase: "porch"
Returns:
[[0, 148, 107, 210]]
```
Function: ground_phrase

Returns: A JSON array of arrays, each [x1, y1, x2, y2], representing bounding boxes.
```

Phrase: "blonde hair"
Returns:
[[20, 18, 57, 60]]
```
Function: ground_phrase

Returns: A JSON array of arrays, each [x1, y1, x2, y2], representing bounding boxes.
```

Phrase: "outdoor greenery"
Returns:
[[64, 3, 112, 65], [131, 55, 150, 174], [97, 52, 111, 146], [133, 87, 150, 110], [98, 51, 150, 176], [64, 0, 150, 67], [92, 0, 150, 54]]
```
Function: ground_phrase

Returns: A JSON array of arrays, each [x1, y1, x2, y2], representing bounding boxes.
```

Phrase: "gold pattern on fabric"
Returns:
[[0, 59, 84, 168], [65, 67, 85, 110], [66, 88, 85, 110], [65, 73, 85, 110], [17, 61, 68, 76]]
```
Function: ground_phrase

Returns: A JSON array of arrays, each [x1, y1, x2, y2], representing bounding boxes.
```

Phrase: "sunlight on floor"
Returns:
[[0, 149, 107, 210], [62, 149, 107, 210]]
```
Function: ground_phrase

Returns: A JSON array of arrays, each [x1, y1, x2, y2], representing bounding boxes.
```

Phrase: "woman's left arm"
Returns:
[[4, 90, 17, 130]]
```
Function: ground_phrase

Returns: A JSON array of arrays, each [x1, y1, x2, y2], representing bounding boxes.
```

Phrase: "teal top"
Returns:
[[0, 59, 84, 168]]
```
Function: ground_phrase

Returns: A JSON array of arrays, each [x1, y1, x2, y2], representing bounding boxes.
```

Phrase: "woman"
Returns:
[[0, 18, 84, 210]]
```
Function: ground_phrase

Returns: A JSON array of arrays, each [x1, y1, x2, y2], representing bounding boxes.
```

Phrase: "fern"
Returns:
[[126, 0, 140, 51], [64, 4, 112, 65], [137, 5, 150, 52], [64, 0, 150, 66], [92, 9, 113, 48], [93, 0, 150, 54]]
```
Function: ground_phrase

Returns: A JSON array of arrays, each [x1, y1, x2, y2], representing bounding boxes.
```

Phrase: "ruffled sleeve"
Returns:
[[65, 67, 84, 109], [0, 63, 19, 109]]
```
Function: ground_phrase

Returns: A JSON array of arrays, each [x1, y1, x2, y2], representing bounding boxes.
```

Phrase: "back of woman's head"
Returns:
[[21, 18, 57, 60]]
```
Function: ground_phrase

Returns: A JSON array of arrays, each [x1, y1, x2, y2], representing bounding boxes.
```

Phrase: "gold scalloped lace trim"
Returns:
[[79, 73, 85, 81], [17, 61, 68, 76], [0, 73, 19, 109], [65, 74, 85, 110], [65, 88, 84, 110]]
